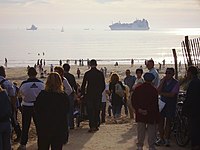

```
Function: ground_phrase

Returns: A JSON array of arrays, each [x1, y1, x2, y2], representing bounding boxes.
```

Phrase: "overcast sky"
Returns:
[[0, 0, 200, 29]]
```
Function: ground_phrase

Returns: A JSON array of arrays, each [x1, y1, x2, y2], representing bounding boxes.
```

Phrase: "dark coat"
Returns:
[[35, 90, 69, 137], [132, 82, 159, 124], [81, 67, 105, 101]]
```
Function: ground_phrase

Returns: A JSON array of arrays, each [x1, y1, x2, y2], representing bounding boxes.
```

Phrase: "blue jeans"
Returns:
[[0, 121, 12, 150], [112, 104, 122, 118]]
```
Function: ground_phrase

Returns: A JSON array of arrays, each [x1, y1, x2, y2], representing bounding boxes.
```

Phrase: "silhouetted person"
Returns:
[[81, 59, 105, 132]]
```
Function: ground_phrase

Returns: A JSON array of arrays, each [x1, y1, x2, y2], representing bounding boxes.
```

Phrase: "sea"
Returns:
[[0, 27, 200, 67]]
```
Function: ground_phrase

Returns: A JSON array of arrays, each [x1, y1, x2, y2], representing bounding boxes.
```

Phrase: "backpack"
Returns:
[[115, 83, 125, 98], [0, 89, 12, 122]]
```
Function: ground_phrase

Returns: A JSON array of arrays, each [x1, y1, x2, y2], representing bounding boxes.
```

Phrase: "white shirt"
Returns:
[[19, 78, 44, 106], [102, 84, 109, 102], [0, 76, 15, 97], [149, 68, 160, 88]]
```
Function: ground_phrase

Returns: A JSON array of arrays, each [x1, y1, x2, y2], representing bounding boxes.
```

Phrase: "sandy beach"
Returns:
[[4, 64, 189, 150]]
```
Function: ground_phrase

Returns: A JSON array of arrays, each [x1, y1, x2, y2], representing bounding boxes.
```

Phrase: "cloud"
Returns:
[[0, 0, 50, 4]]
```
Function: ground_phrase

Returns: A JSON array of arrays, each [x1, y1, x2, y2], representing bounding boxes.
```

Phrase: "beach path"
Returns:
[[24, 121, 189, 150]]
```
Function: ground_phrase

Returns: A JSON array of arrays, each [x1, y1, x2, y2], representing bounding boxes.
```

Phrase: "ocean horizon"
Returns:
[[0, 27, 200, 67]]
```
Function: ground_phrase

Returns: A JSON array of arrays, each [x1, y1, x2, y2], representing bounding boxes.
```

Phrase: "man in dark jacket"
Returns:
[[81, 59, 105, 132], [183, 66, 200, 150]]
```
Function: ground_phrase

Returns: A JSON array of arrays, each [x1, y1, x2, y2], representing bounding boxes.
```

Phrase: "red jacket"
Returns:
[[132, 82, 159, 124]]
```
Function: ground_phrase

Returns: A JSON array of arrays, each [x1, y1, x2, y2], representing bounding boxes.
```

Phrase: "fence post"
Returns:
[[185, 36, 193, 66], [172, 49, 178, 79]]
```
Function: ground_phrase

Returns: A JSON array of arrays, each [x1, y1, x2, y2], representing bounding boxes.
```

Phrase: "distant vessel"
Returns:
[[109, 19, 150, 30], [26, 25, 37, 31], [61, 27, 64, 32]]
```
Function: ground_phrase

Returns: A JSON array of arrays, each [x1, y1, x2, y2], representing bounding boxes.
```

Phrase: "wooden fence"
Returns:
[[181, 36, 200, 70]]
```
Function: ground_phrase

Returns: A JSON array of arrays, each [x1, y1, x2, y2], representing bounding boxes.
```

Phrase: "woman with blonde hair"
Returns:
[[109, 73, 125, 119], [35, 72, 69, 150]]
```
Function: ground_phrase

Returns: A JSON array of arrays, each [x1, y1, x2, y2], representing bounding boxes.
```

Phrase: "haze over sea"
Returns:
[[0, 27, 200, 67]]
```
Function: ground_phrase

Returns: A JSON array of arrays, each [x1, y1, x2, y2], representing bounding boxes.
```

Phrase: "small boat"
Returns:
[[26, 24, 37, 31]]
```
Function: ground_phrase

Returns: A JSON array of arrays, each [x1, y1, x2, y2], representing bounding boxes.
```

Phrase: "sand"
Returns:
[[4, 64, 189, 150]]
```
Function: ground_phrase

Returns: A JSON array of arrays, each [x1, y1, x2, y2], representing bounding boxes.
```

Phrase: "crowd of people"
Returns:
[[0, 59, 200, 150]]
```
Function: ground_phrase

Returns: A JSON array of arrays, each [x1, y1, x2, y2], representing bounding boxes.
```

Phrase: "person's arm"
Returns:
[[81, 73, 87, 96], [63, 79, 73, 96], [159, 81, 180, 98]]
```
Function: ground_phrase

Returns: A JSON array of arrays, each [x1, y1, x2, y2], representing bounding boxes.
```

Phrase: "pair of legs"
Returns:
[[158, 116, 172, 141], [38, 135, 64, 150], [20, 106, 37, 146], [0, 121, 12, 150], [112, 104, 122, 119], [137, 122, 157, 150], [100, 102, 106, 123], [86, 100, 101, 130]]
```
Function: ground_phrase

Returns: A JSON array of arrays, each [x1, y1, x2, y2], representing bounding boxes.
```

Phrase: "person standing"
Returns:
[[35, 72, 69, 150], [109, 73, 125, 119], [77, 68, 81, 79], [81, 59, 105, 132], [63, 63, 77, 129], [0, 66, 21, 143], [18, 67, 44, 150], [0, 86, 12, 150], [124, 69, 136, 116], [156, 68, 179, 147], [132, 73, 159, 150], [183, 66, 200, 150], [146, 59, 160, 88]]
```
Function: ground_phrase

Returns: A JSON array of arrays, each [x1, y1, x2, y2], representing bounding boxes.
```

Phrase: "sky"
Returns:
[[0, 0, 200, 29]]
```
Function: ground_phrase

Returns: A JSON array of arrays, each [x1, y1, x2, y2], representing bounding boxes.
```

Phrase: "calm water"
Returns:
[[0, 27, 200, 67]]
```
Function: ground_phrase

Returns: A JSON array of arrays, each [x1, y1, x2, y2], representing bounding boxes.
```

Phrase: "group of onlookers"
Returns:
[[0, 58, 200, 150]]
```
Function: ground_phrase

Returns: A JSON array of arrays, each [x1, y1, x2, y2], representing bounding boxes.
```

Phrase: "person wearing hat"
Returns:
[[81, 59, 105, 132], [132, 72, 159, 150], [18, 67, 44, 150], [156, 68, 179, 147]]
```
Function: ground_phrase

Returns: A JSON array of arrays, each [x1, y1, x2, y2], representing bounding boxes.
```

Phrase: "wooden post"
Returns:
[[172, 49, 178, 79], [185, 36, 193, 66]]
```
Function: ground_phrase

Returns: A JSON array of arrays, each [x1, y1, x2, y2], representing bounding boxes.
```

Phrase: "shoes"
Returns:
[[164, 139, 170, 147], [155, 139, 165, 146], [17, 145, 26, 150]]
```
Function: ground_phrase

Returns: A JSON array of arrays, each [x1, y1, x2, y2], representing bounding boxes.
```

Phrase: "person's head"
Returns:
[[136, 68, 143, 78], [45, 72, 63, 93], [0, 66, 6, 77], [146, 59, 154, 70], [187, 66, 198, 79], [165, 68, 175, 80], [110, 73, 120, 83], [27, 67, 37, 78], [90, 59, 97, 68], [54, 66, 64, 77], [143, 72, 155, 83], [63, 63, 70, 72], [125, 69, 131, 77]]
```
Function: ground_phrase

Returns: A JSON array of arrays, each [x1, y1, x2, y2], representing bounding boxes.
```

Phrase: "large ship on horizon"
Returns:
[[109, 19, 150, 30]]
